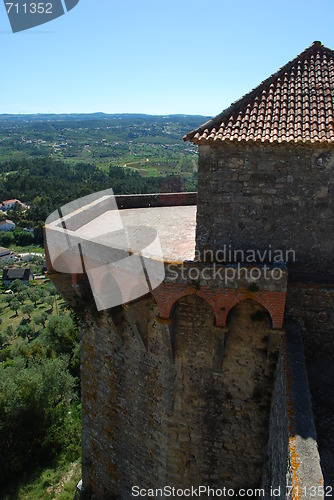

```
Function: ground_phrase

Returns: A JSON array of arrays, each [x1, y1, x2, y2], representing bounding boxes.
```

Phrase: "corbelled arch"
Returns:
[[220, 294, 274, 329], [225, 297, 272, 328], [152, 283, 217, 325], [152, 284, 286, 330]]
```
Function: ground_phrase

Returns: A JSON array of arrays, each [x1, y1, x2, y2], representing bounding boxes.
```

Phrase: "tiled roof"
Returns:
[[0, 220, 14, 225], [2, 268, 31, 281], [184, 41, 334, 144], [2, 199, 22, 205]]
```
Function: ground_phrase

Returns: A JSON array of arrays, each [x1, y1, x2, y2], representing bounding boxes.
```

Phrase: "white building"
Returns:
[[0, 220, 16, 232], [1, 199, 25, 211], [0, 247, 14, 262]]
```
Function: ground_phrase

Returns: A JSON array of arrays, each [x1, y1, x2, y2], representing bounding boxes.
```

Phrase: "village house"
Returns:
[[0, 247, 15, 263], [0, 198, 25, 212], [0, 220, 16, 232], [2, 268, 33, 286]]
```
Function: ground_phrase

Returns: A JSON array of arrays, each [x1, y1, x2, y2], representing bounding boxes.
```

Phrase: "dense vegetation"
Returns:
[[0, 156, 197, 247], [0, 274, 81, 497]]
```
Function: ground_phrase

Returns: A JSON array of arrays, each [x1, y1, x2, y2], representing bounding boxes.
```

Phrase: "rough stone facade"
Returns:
[[79, 291, 280, 497], [263, 321, 323, 499], [196, 142, 334, 273], [285, 284, 334, 490], [47, 41, 334, 498]]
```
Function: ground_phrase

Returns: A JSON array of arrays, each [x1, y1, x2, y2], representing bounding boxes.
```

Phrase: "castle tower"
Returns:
[[184, 41, 334, 274], [46, 41, 334, 498]]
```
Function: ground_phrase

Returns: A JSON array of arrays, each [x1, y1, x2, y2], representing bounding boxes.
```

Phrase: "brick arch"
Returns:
[[152, 284, 286, 330], [215, 291, 286, 329], [152, 284, 217, 323], [224, 296, 273, 328], [253, 291, 286, 329], [126, 283, 151, 305]]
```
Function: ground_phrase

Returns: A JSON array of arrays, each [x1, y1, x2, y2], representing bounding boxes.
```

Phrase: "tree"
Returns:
[[14, 229, 34, 246], [38, 288, 47, 300], [0, 357, 77, 485], [33, 221, 44, 245], [21, 303, 34, 321], [10, 279, 26, 294], [34, 311, 48, 329], [0, 231, 14, 247], [46, 315, 79, 354], [9, 298, 21, 316], [0, 330, 8, 349], [16, 323, 34, 341], [28, 288, 42, 307], [5, 325, 13, 338], [5, 294, 14, 305]]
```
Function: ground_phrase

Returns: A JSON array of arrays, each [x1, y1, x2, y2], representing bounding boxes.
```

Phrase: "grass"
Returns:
[[9, 244, 45, 254], [2, 459, 81, 499], [0, 288, 66, 333]]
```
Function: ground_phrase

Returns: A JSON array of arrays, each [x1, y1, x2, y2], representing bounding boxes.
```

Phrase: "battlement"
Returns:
[[115, 191, 197, 209]]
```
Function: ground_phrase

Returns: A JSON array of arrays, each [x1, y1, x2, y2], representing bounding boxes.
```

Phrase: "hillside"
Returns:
[[0, 113, 208, 177]]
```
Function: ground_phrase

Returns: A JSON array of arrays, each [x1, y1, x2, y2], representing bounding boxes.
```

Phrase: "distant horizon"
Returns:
[[0, 111, 211, 117]]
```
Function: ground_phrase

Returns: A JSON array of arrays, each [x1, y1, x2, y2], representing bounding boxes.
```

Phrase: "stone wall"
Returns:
[[285, 284, 334, 359], [81, 296, 175, 498], [78, 290, 279, 498], [285, 284, 334, 489], [196, 142, 334, 272], [263, 321, 323, 499]]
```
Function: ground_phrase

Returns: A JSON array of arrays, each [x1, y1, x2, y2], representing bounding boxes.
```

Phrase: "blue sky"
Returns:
[[1, 0, 334, 116]]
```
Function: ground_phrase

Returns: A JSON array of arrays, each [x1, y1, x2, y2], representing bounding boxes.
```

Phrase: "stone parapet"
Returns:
[[115, 192, 197, 209], [262, 321, 323, 498]]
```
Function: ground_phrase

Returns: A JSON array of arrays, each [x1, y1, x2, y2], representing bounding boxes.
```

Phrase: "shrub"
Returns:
[[0, 357, 78, 486]]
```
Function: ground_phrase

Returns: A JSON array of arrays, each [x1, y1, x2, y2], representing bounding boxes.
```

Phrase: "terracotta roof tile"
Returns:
[[184, 41, 334, 144]]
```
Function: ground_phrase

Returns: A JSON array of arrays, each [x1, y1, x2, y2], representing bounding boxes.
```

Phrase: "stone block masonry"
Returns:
[[48, 244, 288, 498], [196, 142, 334, 273], [45, 188, 330, 498], [80, 293, 280, 497], [285, 284, 334, 490]]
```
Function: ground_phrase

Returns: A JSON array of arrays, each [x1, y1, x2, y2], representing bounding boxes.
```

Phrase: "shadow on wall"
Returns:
[[168, 296, 277, 490]]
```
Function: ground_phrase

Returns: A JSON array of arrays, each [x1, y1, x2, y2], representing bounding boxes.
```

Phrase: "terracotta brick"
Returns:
[[152, 284, 286, 329]]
